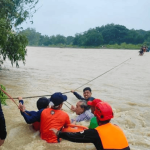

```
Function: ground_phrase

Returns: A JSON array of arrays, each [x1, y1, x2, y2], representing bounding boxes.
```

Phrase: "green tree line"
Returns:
[[20, 24, 150, 48]]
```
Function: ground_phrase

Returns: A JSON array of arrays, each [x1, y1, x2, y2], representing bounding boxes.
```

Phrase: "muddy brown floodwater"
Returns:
[[0, 47, 150, 150]]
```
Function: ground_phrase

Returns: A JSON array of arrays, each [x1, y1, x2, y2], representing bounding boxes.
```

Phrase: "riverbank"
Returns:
[[26, 43, 143, 50]]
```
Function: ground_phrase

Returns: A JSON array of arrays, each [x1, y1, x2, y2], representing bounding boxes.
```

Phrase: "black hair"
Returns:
[[37, 97, 49, 110], [83, 87, 92, 92], [98, 119, 111, 125]]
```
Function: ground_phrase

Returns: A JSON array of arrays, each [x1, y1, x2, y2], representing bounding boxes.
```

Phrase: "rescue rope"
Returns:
[[73, 58, 131, 91], [1, 58, 131, 103], [0, 87, 18, 107]]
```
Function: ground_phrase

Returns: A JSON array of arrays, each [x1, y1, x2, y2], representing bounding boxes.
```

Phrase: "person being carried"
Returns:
[[71, 100, 94, 124], [0, 100, 7, 146], [71, 87, 95, 111], [87, 99, 102, 129], [18, 97, 49, 130], [40, 92, 71, 143], [51, 101, 130, 150]]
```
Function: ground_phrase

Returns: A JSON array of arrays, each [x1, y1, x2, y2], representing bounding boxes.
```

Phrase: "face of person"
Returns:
[[83, 90, 92, 100], [75, 102, 84, 115], [90, 106, 95, 114]]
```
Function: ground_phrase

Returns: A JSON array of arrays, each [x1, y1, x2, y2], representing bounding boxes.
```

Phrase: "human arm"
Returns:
[[20, 109, 42, 124], [51, 128, 103, 150], [71, 91, 85, 100], [18, 101, 34, 116], [0, 101, 7, 145], [18, 97, 42, 123]]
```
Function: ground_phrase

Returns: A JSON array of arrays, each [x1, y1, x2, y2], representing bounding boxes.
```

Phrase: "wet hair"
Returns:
[[79, 100, 88, 111], [83, 87, 92, 92], [36, 97, 49, 110]]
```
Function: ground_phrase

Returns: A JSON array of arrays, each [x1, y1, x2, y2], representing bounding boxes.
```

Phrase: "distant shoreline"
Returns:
[[26, 45, 139, 50]]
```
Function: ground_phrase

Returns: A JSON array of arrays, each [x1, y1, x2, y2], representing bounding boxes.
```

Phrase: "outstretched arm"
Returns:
[[50, 128, 103, 149], [18, 97, 42, 124], [71, 91, 84, 100]]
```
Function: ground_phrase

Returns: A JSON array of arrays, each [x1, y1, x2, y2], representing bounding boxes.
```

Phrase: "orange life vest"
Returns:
[[40, 108, 70, 143], [95, 123, 129, 149]]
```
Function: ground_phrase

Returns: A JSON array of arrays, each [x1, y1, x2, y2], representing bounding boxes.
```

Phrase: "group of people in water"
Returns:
[[139, 46, 149, 56], [0, 87, 130, 150]]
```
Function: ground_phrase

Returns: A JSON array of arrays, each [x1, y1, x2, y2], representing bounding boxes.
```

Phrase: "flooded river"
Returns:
[[0, 47, 150, 150]]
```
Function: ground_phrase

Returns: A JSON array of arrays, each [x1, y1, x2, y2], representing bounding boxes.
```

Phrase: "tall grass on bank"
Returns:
[[38, 43, 143, 49], [105, 43, 142, 49], [0, 85, 7, 105]]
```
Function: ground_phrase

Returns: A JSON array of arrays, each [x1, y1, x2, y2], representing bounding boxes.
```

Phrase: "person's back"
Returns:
[[40, 92, 70, 143], [95, 123, 129, 149], [40, 107, 70, 143]]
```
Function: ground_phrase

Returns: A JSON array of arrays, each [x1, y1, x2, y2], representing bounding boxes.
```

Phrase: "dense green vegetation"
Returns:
[[0, 0, 39, 67], [0, 85, 8, 105], [20, 24, 150, 49]]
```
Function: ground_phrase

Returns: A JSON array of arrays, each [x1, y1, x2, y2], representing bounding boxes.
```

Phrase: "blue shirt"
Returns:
[[19, 100, 43, 124]]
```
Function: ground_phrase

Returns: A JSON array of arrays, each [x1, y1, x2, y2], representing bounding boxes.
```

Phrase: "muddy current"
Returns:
[[0, 47, 150, 150]]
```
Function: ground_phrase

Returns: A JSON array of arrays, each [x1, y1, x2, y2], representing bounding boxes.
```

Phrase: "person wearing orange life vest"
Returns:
[[51, 101, 130, 150], [40, 92, 70, 143]]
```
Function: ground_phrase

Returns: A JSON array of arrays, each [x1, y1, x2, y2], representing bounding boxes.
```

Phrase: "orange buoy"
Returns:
[[62, 124, 88, 133]]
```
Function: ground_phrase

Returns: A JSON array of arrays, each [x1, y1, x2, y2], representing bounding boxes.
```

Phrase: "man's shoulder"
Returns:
[[88, 97, 95, 101], [85, 110, 94, 118]]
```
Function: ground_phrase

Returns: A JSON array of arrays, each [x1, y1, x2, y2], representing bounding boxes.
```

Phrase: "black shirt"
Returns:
[[59, 128, 130, 150], [0, 101, 7, 140]]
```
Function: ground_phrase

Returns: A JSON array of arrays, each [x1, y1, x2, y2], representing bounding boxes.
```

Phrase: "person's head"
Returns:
[[87, 99, 102, 113], [37, 97, 50, 110], [94, 102, 113, 125], [83, 87, 92, 100], [49, 92, 67, 110], [75, 100, 88, 115]]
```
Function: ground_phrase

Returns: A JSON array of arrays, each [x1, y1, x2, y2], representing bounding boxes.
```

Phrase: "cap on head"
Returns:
[[49, 92, 67, 107], [87, 99, 102, 106], [94, 102, 113, 121], [37, 97, 49, 110]]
